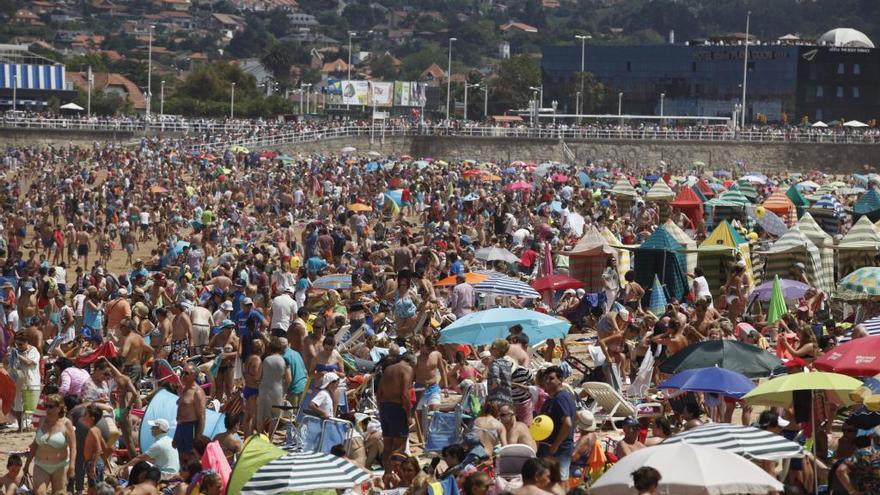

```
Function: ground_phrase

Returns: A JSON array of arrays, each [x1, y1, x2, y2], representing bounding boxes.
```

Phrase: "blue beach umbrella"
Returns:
[[658, 367, 756, 398], [439, 308, 570, 346]]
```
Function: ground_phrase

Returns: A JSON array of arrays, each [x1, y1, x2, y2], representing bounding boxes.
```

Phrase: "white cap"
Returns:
[[220, 301, 233, 311], [242, 297, 254, 305], [284, 286, 296, 294], [148, 418, 170, 432], [117, 288, 128, 296], [319, 372, 340, 389]]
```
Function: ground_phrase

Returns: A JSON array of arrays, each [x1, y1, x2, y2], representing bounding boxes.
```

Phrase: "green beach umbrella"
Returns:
[[767, 275, 788, 325]]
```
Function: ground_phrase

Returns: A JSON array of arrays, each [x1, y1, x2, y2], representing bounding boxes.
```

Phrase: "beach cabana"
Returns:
[[853, 189, 880, 223], [786, 184, 810, 218], [796, 212, 836, 289], [601, 227, 631, 286], [762, 227, 828, 293], [705, 189, 750, 229], [807, 195, 843, 235], [611, 178, 639, 212], [671, 186, 704, 230], [664, 219, 698, 275], [632, 226, 690, 304], [761, 189, 797, 226], [696, 178, 715, 198], [837, 215, 880, 276], [567, 226, 618, 293], [697, 220, 754, 300], [645, 179, 676, 222], [733, 180, 759, 202]]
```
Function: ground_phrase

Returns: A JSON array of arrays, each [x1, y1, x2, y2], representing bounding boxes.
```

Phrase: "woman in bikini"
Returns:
[[23, 393, 76, 495], [208, 320, 239, 402], [473, 402, 507, 454], [310, 336, 346, 411], [242, 339, 264, 436]]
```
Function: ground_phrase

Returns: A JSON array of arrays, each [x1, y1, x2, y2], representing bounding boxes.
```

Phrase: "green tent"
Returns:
[[853, 189, 880, 222], [785, 185, 810, 218]]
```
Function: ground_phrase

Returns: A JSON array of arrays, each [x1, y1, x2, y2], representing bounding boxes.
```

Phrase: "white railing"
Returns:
[[189, 125, 880, 152]]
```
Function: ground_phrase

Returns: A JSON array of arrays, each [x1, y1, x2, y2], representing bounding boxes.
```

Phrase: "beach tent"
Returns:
[[786, 184, 811, 218], [807, 195, 844, 235], [632, 226, 690, 304], [698, 221, 754, 300], [795, 212, 836, 289], [733, 180, 759, 202], [646, 179, 676, 221], [691, 184, 708, 203], [671, 187, 705, 229], [139, 389, 226, 453], [664, 219, 698, 274], [853, 189, 880, 223], [837, 215, 880, 276], [696, 178, 715, 198], [705, 189, 750, 229], [567, 226, 618, 293], [611, 178, 639, 212], [761, 189, 798, 226], [762, 227, 828, 293]]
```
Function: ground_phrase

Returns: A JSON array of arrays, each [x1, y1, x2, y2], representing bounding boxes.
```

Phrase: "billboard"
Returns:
[[341, 80, 370, 105], [371, 82, 394, 107], [394, 82, 427, 107]]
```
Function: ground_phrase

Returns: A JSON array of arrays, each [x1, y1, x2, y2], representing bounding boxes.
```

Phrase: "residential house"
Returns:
[[67, 71, 146, 112], [387, 30, 413, 46], [71, 34, 106, 51], [499, 21, 538, 33], [30, 1, 62, 15], [90, 0, 127, 14], [321, 58, 350, 77], [210, 13, 246, 32], [159, 11, 195, 30], [289, 13, 319, 30], [157, 0, 190, 11], [420, 63, 447, 85], [542, 0, 560, 7], [239, 58, 273, 87], [229, 0, 298, 11], [14, 9, 44, 26]]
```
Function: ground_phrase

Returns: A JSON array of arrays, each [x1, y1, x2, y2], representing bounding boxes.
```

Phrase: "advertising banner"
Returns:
[[341, 80, 370, 105], [371, 82, 394, 107]]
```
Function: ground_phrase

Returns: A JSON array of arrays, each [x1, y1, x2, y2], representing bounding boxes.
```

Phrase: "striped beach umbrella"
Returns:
[[611, 178, 638, 198], [839, 315, 880, 343], [663, 423, 804, 461], [312, 274, 353, 291], [839, 267, 880, 296], [474, 270, 540, 298]]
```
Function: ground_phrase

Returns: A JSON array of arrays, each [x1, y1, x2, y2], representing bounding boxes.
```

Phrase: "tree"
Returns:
[[369, 53, 401, 80], [228, 23, 275, 59], [66, 53, 108, 72], [569, 71, 606, 114], [492, 54, 541, 113], [400, 44, 445, 80], [267, 8, 292, 37], [261, 43, 295, 81]]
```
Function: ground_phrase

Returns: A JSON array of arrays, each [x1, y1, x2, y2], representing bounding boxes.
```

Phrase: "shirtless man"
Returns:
[[302, 319, 325, 371], [64, 223, 77, 265], [188, 303, 213, 355], [287, 307, 309, 354], [174, 363, 206, 464], [152, 308, 171, 359], [76, 227, 90, 267], [498, 403, 536, 450], [169, 302, 193, 366], [377, 353, 413, 468], [692, 298, 720, 337], [208, 320, 239, 402], [614, 417, 646, 458], [115, 318, 149, 383], [413, 335, 447, 413], [652, 317, 689, 357], [102, 357, 143, 458], [22, 318, 45, 358], [124, 466, 161, 495], [506, 333, 530, 366]]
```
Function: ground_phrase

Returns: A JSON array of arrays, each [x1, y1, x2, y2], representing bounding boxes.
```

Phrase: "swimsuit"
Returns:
[[173, 420, 198, 454], [34, 427, 69, 474], [170, 339, 189, 363], [378, 401, 409, 438], [242, 385, 259, 400], [416, 383, 442, 409]]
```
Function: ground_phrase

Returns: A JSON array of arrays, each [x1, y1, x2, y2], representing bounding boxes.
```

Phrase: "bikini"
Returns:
[[34, 426, 68, 474]]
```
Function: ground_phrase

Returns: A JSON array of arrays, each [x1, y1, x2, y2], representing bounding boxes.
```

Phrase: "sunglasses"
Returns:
[[45, 403, 60, 410]]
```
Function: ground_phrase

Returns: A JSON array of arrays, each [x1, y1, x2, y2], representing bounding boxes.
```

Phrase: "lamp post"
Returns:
[[575, 34, 590, 123], [146, 24, 154, 119], [618, 91, 623, 116], [660, 92, 665, 125], [481, 85, 488, 120], [11, 72, 18, 113], [303, 83, 312, 114], [464, 83, 480, 121], [552, 100, 558, 125], [160, 80, 165, 119], [529, 86, 542, 126], [740, 10, 751, 130], [445, 37, 457, 121], [347, 31, 356, 112], [87, 66, 93, 117], [529, 87, 539, 127], [230, 82, 235, 119], [297, 88, 304, 114]]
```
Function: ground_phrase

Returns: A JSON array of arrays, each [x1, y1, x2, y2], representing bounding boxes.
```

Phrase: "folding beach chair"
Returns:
[[581, 381, 661, 432], [423, 385, 474, 453], [495, 444, 537, 479]]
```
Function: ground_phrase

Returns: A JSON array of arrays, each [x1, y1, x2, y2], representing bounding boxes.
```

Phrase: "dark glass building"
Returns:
[[542, 41, 880, 123]]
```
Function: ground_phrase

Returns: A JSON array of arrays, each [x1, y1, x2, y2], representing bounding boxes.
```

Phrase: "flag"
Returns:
[[767, 275, 787, 325], [587, 438, 607, 482], [648, 275, 667, 315]]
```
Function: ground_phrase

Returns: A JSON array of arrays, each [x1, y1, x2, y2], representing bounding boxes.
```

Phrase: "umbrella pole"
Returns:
[[812, 389, 818, 495]]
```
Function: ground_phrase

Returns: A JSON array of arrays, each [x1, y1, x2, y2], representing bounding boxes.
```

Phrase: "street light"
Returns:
[[160, 80, 165, 118], [347, 31, 357, 82], [230, 82, 235, 119], [618, 91, 623, 116], [481, 85, 489, 120], [146, 24, 154, 119], [575, 34, 591, 123], [464, 83, 480, 121], [740, 10, 751, 130], [11, 72, 18, 113], [529, 87, 540, 127], [660, 92, 665, 124], [302, 83, 312, 114], [445, 37, 457, 121]]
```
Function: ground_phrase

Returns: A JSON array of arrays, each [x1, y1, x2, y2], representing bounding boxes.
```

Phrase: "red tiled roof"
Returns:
[[67, 72, 147, 110]]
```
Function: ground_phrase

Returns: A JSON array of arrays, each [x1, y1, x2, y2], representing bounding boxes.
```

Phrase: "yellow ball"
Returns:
[[747, 232, 759, 241], [530, 415, 555, 441], [755, 206, 766, 218]]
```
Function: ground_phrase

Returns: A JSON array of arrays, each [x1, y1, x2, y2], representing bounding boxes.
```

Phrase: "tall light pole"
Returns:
[[230, 82, 235, 119], [464, 83, 480, 121], [11, 72, 18, 113], [347, 31, 356, 82], [87, 66, 93, 117], [741, 10, 751, 130], [660, 92, 665, 124], [445, 37, 457, 121], [481, 85, 488, 120], [575, 34, 590, 122], [618, 91, 623, 116], [303, 83, 312, 114], [529, 87, 539, 127], [146, 24, 154, 119], [160, 80, 165, 118]]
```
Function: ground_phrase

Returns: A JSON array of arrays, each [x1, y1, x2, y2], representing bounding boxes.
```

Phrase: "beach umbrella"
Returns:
[[367, 150, 381, 157], [713, 169, 731, 177], [659, 340, 784, 378], [311, 274, 353, 291], [767, 275, 788, 325], [434, 272, 489, 286], [347, 203, 372, 212], [662, 423, 803, 461], [838, 315, 880, 343], [658, 367, 755, 398], [140, 389, 226, 454], [473, 272, 540, 299], [839, 267, 880, 296], [506, 180, 532, 191], [438, 308, 569, 346], [550, 173, 569, 183], [530, 274, 584, 291], [276, 155, 293, 162], [229, 435, 370, 495], [412, 160, 430, 169], [463, 169, 485, 177], [747, 205, 788, 236], [797, 180, 820, 190], [814, 336, 880, 377], [590, 443, 783, 495], [148, 185, 168, 194], [647, 275, 667, 315], [742, 371, 863, 408], [475, 246, 520, 264], [747, 279, 808, 303], [340, 146, 356, 153]]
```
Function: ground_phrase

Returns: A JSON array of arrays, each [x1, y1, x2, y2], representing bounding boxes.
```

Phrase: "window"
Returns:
[[853, 87, 860, 98], [838, 63, 845, 74], [837, 86, 844, 97], [854, 63, 861, 75], [816, 86, 824, 97]]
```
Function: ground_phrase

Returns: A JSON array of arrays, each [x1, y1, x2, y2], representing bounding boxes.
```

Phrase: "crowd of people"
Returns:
[[0, 133, 879, 495]]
